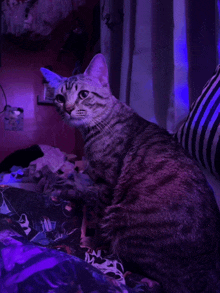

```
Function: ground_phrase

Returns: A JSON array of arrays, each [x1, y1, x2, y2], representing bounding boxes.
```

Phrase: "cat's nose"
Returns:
[[65, 104, 75, 114]]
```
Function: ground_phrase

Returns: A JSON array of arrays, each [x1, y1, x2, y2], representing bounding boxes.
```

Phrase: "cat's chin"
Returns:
[[66, 117, 102, 129], [67, 118, 85, 128]]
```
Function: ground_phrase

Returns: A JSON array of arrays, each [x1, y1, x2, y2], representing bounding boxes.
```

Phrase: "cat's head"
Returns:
[[40, 54, 115, 128]]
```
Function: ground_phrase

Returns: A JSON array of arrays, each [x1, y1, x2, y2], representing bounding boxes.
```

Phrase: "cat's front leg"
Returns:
[[81, 183, 113, 250], [83, 183, 113, 214], [56, 179, 113, 215]]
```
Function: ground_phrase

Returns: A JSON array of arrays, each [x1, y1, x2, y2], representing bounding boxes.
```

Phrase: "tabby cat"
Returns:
[[41, 54, 220, 293]]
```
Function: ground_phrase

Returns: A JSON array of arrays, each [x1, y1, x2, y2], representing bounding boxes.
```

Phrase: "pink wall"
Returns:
[[0, 1, 101, 163], [0, 39, 77, 163]]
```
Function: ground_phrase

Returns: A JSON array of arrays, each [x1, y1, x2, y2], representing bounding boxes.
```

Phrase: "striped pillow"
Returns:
[[175, 65, 220, 179]]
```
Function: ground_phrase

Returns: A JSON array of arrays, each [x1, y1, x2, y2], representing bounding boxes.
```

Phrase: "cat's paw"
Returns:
[[56, 185, 85, 204]]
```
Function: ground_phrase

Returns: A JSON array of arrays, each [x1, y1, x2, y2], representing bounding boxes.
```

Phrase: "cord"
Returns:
[[0, 84, 8, 114]]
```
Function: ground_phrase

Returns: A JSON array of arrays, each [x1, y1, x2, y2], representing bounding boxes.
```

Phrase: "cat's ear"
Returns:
[[84, 54, 109, 87], [40, 68, 63, 88]]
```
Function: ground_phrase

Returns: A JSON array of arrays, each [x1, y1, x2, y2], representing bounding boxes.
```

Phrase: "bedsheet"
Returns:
[[0, 143, 162, 292], [0, 228, 134, 293], [0, 185, 162, 293]]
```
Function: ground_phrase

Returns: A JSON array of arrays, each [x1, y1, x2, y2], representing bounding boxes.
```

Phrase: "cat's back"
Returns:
[[114, 114, 219, 221], [103, 114, 220, 292]]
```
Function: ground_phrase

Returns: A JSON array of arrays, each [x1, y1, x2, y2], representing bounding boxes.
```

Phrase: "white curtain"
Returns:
[[100, 0, 218, 133]]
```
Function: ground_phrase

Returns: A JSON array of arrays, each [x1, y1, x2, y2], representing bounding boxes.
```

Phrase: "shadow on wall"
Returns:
[[151, 0, 174, 129], [152, 0, 216, 129]]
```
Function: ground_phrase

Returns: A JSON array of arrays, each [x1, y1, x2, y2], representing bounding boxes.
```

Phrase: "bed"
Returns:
[[0, 145, 160, 292], [1, 65, 220, 292]]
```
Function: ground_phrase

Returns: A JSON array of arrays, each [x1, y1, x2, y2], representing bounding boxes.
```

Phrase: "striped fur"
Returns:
[[41, 54, 220, 293], [175, 65, 220, 179]]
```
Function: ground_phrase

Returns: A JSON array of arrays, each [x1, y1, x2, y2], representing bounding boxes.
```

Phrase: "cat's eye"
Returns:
[[79, 90, 89, 99], [55, 94, 65, 103]]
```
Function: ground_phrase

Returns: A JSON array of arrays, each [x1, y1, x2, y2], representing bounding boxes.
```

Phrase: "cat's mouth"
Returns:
[[76, 109, 87, 117], [67, 109, 87, 119]]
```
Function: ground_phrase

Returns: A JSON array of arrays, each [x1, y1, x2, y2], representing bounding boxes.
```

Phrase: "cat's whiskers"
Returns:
[[92, 118, 113, 136], [92, 118, 102, 132]]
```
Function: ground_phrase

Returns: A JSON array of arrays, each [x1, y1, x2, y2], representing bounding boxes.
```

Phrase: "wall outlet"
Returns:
[[4, 106, 24, 131]]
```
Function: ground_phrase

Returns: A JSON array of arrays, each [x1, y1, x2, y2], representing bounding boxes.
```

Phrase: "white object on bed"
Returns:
[[30, 145, 65, 173]]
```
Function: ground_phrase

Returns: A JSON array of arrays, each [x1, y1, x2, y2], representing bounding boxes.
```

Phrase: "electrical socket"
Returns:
[[4, 106, 24, 131]]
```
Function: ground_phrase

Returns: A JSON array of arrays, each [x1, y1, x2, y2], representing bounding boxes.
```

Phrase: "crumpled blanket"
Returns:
[[0, 145, 163, 292], [0, 144, 90, 196], [0, 185, 162, 292]]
